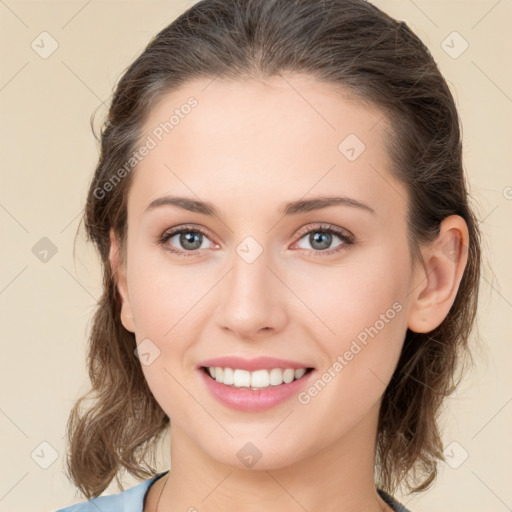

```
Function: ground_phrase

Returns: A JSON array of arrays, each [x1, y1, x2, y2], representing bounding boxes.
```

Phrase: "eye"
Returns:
[[292, 224, 354, 256], [158, 223, 354, 257], [158, 225, 217, 257]]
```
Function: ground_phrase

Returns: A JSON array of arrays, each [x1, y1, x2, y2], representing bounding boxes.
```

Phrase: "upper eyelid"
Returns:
[[294, 223, 353, 239], [162, 223, 352, 246]]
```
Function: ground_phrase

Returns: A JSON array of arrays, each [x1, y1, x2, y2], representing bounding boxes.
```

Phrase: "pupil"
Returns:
[[311, 231, 331, 250], [178, 230, 333, 252], [181, 232, 202, 250]]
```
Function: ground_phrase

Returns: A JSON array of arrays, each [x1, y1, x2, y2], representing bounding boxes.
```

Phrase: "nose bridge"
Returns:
[[215, 237, 286, 335], [232, 241, 269, 299]]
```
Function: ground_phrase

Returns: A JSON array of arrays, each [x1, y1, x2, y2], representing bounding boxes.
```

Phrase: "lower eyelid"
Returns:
[[160, 225, 353, 255], [160, 229, 214, 250], [293, 231, 352, 253]]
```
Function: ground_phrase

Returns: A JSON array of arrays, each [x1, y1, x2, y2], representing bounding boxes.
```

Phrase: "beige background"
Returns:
[[0, 1, 511, 511]]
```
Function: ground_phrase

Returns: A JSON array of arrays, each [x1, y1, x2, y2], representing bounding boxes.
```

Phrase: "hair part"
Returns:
[[66, 0, 482, 499]]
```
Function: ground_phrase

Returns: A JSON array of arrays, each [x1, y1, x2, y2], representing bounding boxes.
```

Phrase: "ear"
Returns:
[[109, 227, 135, 333], [407, 215, 469, 333]]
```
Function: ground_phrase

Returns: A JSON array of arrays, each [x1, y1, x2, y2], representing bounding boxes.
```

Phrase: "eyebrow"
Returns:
[[144, 195, 376, 217]]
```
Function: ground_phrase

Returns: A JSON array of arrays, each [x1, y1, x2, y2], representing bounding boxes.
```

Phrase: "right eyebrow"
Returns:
[[144, 196, 217, 216]]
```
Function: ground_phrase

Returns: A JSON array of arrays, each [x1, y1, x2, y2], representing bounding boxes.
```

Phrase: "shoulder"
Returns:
[[54, 471, 169, 512], [377, 487, 413, 512]]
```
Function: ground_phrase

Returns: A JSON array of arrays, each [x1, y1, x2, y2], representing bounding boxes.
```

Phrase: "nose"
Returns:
[[215, 248, 288, 339]]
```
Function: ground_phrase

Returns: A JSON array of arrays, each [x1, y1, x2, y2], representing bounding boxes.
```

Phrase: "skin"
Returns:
[[108, 75, 469, 512]]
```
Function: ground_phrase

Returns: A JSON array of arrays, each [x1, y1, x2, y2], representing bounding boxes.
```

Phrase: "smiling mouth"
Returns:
[[200, 366, 315, 389]]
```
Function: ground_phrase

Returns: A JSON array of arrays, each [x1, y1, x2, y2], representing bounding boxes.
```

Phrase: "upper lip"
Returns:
[[198, 356, 314, 371]]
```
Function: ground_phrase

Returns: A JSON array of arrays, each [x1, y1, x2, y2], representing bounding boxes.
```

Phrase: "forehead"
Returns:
[[128, 75, 405, 220]]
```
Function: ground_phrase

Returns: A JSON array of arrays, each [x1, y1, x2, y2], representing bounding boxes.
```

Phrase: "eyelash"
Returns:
[[157, 223, 355, 258]]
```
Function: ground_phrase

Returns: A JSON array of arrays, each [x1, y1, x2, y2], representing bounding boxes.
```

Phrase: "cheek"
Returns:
[[126, 248, 209, 335], [289, 247, 409, 397], [131, 261, 201, 418], [127, 253, 212, 393], [291, 247, 407, 340], [293, 280, 407, 445]]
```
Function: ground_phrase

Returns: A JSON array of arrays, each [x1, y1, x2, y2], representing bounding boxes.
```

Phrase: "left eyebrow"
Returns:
[[281, 195, 376, 216], [143, 194, 376, 217]]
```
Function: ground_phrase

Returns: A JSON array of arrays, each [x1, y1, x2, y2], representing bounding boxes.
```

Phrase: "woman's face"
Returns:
[[113, 76, 420, 469]]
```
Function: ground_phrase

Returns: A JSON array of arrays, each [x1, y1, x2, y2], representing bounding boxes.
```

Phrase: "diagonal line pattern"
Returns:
[[367, 162, 407, 203], [472, 61, 512, 104], [61, 60, 109, 107], [200, 470, 234, 502], [407, 0, 439, 28], [478, 204, 499, 226], [0, 265, 28, 295], [0, 203, 29, 233], [471, 0, 503, 30], [471, 397, 512, 439], [0, 0, 29, 28], [264, 471, 309, 511], [0, 408, 29, 438], [0, 62, 29, 93], [367, 367, 387, 387], [60, 265, 98, 302], [0, 472, 29, 503], [471, 470, 511, 510], [61, 0, 93, 29], [265, 410, 294, 438], [278, 73, 336, 130], [481, 274, 512, 309], [60, 208, 84, 234]]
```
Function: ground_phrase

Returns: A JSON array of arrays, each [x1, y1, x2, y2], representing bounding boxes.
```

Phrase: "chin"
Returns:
[[203, 435, 310, 472]]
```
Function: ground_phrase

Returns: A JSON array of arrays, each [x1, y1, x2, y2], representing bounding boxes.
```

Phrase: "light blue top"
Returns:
[[54, 471, 169, 512], [55, 470, 412, 511]]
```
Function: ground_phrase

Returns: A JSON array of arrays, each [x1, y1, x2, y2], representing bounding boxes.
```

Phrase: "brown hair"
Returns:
[[65, 0, 483, 499]]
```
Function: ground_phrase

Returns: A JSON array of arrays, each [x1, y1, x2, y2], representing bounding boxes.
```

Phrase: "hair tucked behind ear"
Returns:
[[65, 0, 482, 499]]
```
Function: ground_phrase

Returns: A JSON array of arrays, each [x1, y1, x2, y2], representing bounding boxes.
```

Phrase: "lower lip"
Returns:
[[198, 368, 315, 412]]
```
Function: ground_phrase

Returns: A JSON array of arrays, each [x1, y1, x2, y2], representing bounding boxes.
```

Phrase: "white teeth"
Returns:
[[269, 368, 283, 385], [205, 366, 310, 388], [282, 368, 295, 383], [223, 367, 234, 385], [233, 369, 251, 387], [294, 368, 306, 379], [250, 369, 269, 388]]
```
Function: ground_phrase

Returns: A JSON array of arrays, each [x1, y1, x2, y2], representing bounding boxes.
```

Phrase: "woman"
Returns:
[[56, 0, 482, 511]]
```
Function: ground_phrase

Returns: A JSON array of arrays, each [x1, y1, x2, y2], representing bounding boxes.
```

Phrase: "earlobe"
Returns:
[[108, 228, 135, 333], [407, 215, 469, 333]]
